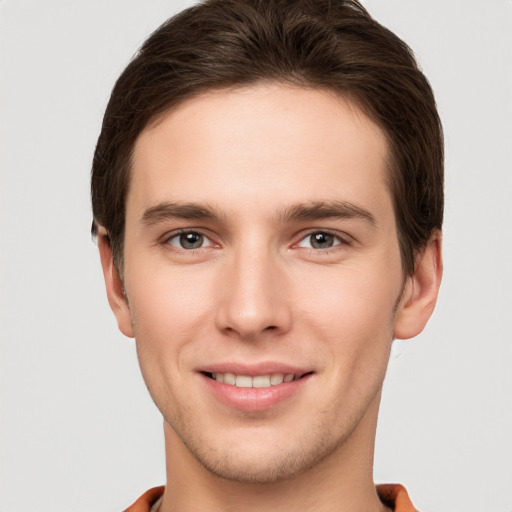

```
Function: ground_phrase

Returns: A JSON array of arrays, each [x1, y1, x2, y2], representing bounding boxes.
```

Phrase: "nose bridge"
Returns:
[[215, 237, 290, 339]]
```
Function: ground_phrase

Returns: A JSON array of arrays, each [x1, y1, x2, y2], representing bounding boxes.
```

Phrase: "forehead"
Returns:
[[128, 84, 391, 220]]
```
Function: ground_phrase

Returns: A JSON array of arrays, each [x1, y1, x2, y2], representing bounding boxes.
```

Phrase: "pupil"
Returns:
[[180, 232, 203, 249], [311, 232, 333, 249]]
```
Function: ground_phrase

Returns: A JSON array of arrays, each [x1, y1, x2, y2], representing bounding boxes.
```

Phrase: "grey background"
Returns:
[[1, 1, 511, 510]]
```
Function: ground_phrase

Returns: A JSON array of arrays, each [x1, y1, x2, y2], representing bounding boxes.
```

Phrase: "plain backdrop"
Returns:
[[1, 1, 511, 511]]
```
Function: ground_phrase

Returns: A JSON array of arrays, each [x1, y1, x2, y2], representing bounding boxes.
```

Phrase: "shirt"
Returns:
[[123, 483, 418, 511]]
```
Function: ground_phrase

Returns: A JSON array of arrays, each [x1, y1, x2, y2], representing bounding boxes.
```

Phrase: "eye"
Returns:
[[297, 231, 343, 250], [167, 231, 212, 250]]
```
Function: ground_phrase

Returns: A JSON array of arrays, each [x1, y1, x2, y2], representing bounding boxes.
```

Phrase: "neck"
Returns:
[[159, 390, 389, 512]]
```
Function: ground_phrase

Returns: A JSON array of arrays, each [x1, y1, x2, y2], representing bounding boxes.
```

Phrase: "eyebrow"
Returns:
[[140, 200, 376, 227], [141, 201, 222, 225], [277, 200, 376, 227]]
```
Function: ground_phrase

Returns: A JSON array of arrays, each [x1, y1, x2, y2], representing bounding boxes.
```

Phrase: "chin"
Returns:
[[179, 424, 343, 484], [195, 447, 322, 484]]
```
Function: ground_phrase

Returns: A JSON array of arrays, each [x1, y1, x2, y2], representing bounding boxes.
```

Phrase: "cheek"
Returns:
[[125, 269, 216, 415], [298, 260, 399, 320], [295, 262, 400, 366], [126, 267, 215, 366]]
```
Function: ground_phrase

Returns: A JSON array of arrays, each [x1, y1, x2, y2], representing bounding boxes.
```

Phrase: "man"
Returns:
[[91, 1, 443, 510]]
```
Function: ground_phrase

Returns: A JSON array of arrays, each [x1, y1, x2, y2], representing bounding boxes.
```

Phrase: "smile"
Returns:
[[207, 372, 302, 388], [200, 369, 313, 411]]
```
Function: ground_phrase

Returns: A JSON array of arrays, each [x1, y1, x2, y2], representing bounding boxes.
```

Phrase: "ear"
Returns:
[[97, 227, 135, 338], [393, 232, 443, 340]]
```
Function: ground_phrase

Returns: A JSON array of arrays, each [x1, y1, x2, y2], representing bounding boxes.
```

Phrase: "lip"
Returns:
[[197, 362, 313, 412], [199, 362, 311, 377]]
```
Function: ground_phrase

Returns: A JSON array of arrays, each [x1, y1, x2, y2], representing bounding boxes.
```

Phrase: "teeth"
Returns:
[[253, 375, 271, 388], [235, 375, 252, 388], [211, 372, 298, 388], [270, 374, 284, 385], [224, 373, 236, 385]]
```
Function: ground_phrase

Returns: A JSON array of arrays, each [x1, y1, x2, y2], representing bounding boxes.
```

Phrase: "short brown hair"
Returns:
[[91, 0, 443, 275]]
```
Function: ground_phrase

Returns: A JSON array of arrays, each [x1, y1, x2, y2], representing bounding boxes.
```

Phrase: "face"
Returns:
[[101, 84, 436, 483]]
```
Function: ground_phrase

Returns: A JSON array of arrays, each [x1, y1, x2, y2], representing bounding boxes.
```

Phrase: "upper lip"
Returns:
[[197, 362, 312, 377]]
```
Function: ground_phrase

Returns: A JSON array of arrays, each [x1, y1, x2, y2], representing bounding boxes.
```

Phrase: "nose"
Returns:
[[214, 246, 292, 341]]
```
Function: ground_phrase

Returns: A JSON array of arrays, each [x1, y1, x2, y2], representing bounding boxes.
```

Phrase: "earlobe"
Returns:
[[393, 232, 443, 340], [97, 228, 135, 338]]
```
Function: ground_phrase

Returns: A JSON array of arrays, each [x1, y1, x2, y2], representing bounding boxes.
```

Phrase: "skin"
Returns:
[[99, 84, 442, 512]]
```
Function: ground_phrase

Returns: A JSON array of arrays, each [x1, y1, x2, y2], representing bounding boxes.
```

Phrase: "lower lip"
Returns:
[[200, 374, 312, 412]]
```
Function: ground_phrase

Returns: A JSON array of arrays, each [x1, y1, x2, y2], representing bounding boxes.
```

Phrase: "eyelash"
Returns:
[[162, 229, 216, 251], [294, 229, 351, 253], [161, 229, 351, 254]]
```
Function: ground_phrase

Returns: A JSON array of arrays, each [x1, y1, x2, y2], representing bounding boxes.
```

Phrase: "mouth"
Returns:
[[198, 364, 314, 411], [202, 371, 311, 388]]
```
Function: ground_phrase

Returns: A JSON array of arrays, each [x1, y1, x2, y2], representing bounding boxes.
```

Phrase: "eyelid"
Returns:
[[293, 229, 353, 249], [159, 227, 352, 251], [161, 228, 218, 249]]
